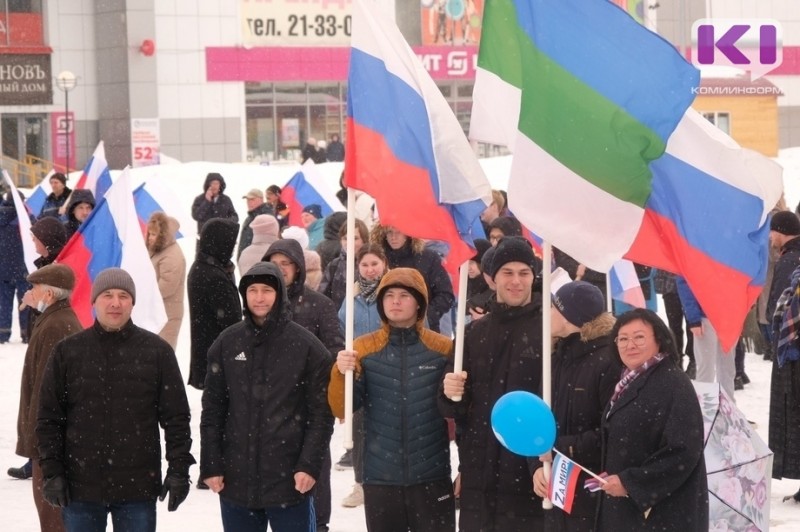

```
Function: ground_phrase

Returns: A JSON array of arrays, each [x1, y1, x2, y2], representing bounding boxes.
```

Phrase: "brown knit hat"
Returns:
[[91, 268, 136, 304], [31, 217, 67, 251], [27, 264, 75, 290]]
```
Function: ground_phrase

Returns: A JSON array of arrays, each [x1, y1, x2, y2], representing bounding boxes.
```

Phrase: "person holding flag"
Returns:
[[532, 281, 621, 531], [329, 267, 455, 531], [439, 236, 544, 531], [38, 173, 70, 221]]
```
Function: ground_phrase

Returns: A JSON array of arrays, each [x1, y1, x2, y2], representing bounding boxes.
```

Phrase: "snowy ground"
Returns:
[[3, 149, 800, 529]]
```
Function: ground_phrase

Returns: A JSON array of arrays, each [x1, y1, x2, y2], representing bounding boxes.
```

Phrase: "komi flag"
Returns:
[[610, 259, 645, 309], [469, 0, 783, 349], [282, 160, 346, 227], [57, 168, 167, 333], [2, 170, 37, 274], [549, 451, 582, 514], [74, 141, 114, 201], [25, 169, 55, 218], [345, 0, 492, 274]]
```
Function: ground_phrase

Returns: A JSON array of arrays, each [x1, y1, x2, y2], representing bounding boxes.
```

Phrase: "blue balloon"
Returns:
[[491, 391, 556, 457]]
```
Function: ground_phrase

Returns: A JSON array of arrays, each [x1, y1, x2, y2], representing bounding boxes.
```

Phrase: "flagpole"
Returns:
[[606, 270, 613, 312], [343, 186, 356, 449], [542, 241, 553, 510], [450, 261, 469, 402]]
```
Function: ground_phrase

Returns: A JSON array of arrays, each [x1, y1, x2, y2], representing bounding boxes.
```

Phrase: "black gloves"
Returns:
[[42, 476, 70, 508], [159, 473, 190, 512]]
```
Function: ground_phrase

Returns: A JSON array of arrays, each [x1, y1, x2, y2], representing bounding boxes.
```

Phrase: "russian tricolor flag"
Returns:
[[57, 168, 167, 333], [24, 169, 54, 218], [345, 0, 492, 274], [282, 160, 345, 227], [74, 141, 113, 201], [609, 259, 645, 309], [133, 182, 184, 239], [2, 170, 37, 274], [549, 451, 582, 514]]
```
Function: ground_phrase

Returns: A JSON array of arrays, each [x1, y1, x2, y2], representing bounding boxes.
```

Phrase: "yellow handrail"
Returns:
[[2, 155, 60, 188]]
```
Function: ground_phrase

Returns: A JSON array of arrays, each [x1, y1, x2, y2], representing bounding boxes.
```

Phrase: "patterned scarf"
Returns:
[[358, 275, 382, 304], [608, 352, 667, 412], [773, 266, 800, 368]]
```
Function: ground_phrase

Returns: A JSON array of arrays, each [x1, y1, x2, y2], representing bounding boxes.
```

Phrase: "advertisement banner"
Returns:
[[131, 118, 160, 167], [50, 111, 75, 171], [241, 0, 353, 46], [420, 0, 483, 46]]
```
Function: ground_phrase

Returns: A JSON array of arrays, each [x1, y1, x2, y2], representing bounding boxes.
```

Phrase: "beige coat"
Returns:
[[148, 212, 186, 350]]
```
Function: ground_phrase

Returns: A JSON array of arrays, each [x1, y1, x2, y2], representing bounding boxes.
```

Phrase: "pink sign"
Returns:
[[206, 45, 478, 81], [50, 111, 75, 171]]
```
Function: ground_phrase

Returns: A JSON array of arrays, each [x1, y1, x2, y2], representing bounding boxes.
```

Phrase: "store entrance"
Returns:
[[1, 114, 48, 162]]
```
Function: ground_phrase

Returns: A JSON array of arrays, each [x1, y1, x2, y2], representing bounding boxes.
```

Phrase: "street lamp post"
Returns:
[[55, 71, 77, 177]]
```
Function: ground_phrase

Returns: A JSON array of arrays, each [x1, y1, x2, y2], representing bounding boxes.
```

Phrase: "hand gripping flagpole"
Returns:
[[541, 241, 554, 510], [450, 261, 469, 402], [343, 187, 356, 449]]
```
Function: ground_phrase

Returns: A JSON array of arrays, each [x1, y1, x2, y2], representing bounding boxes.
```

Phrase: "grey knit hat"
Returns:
[[91, 268, 136, 304]]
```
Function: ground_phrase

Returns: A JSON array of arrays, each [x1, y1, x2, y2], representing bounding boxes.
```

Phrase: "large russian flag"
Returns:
[[56, 168, 167, 333], [73, 141, 113, 201], [24, 169, 54, 218], [282, 160, 345, 227], [470, 0, 784, 349], [345, 0, 492, 274]]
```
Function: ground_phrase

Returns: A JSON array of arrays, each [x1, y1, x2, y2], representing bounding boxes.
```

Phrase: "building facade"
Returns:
[[0, 0, 797, 178]]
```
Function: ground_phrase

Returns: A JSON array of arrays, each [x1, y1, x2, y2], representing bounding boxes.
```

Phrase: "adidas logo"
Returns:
[[234, 352, 247, 361]]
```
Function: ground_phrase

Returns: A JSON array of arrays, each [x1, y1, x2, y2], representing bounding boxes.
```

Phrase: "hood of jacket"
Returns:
[[323, 211, 347, 240], [239, 261, 291, 329], [66, 189, 96, 219], [370, 224, 425, 255], [198, 218, 238, 263], [147, 211, 179, 255], [262, 238, 306, 299], [203, 172, 227, 193], [375, 267, 429, 327], [579, 312, 616, 342]]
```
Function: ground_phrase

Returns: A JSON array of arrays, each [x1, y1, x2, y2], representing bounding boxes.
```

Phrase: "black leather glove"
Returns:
[[159, 473, 190, 512], [42, 476, 70, 508]]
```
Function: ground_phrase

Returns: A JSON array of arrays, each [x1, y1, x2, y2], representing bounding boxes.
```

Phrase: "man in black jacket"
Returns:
[[532, 281, 621, 532], [191, 172, 238, 234], [201, 262, 334, 531], [36, 268, 194, 530], [237, 188, 274, 259], [440, 236, 545, 531], [263, 238, 343, 531]]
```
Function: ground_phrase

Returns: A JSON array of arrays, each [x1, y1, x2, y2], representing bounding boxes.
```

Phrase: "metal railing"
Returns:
[[1, 154, 61, 188]]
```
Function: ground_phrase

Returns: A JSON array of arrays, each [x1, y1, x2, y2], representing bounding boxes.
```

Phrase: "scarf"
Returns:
[[358, 275, 382, 304], [608, 351, 667, 412], [773, 266, 800, 368]]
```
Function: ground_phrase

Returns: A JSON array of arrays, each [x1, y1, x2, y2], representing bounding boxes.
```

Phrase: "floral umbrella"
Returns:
[[694, 382, 773, 532]]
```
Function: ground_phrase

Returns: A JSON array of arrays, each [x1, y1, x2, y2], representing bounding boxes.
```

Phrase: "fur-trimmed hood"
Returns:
[[579, 312, 616, 342], [146, 211, 180, 255], [370, 224, 425, 254]]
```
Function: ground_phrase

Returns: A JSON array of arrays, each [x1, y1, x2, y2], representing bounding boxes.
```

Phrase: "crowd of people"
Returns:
[[1, 168, 799, 532]]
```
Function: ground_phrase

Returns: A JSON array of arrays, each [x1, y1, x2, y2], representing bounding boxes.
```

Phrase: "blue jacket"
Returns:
[[676, 276, 704, 327], [329, 268, 452, 487], [338, 290, 382, 339], [307, 217, 325, 251]]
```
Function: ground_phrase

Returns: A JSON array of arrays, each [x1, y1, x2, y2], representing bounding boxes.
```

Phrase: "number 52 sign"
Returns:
[[131, 118, 161, 168]]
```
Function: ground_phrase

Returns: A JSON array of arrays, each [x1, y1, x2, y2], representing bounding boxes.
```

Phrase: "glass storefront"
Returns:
[[244, 79, 507, 163]]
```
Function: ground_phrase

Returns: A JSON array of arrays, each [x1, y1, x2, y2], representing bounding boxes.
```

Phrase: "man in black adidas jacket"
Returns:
[[200, 261, 334, 531]]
